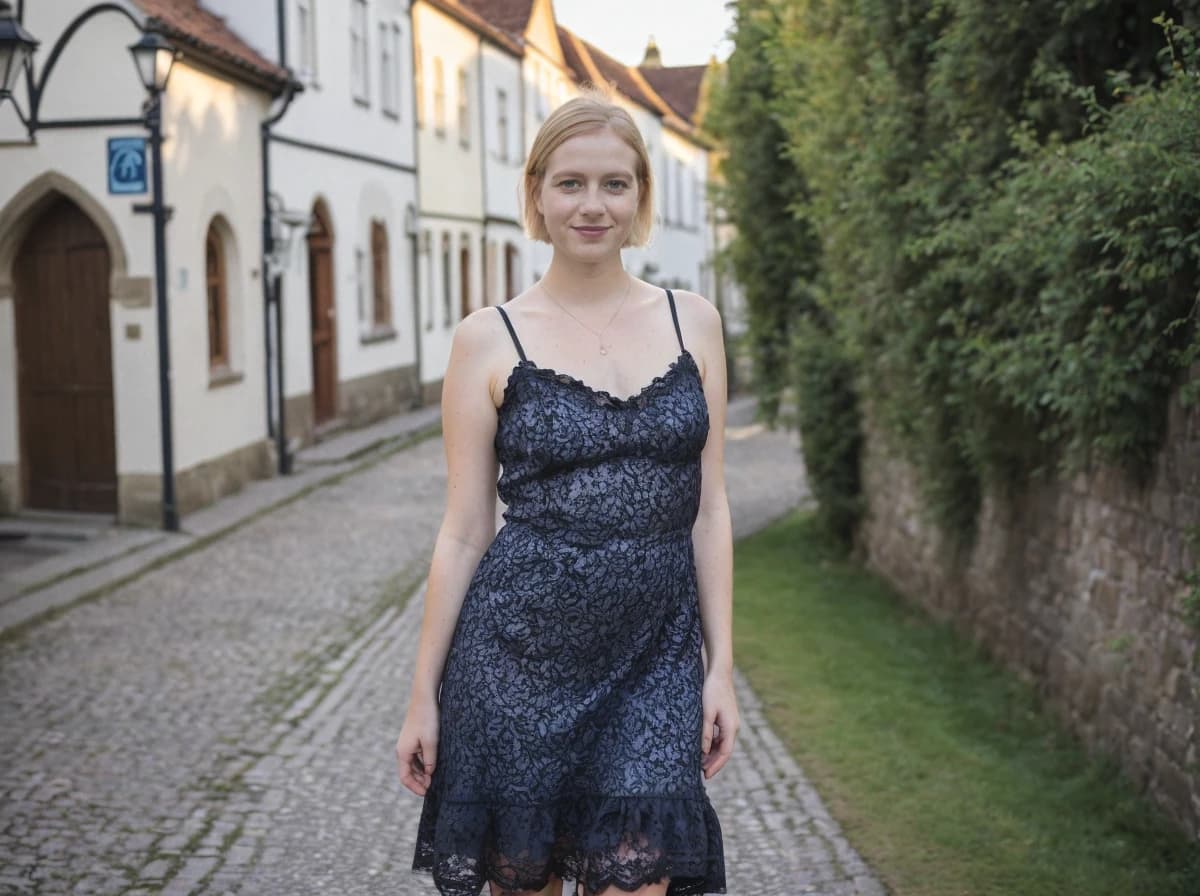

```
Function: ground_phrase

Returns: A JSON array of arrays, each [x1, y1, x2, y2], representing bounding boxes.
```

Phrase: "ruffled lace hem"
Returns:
[[412, 791, 726, 896]]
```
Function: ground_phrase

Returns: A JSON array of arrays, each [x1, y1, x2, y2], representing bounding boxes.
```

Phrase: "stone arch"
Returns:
[[0, 170, 149, 307]]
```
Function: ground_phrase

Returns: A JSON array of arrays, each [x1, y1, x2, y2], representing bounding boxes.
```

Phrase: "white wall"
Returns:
[[0, 1, 276, 480], [164, 61, 275, 470], [271, 145, 418, 402]]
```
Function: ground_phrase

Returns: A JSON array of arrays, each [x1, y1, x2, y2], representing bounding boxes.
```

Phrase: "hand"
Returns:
[[700, 671, 739, 780], [395, 697, 439, 797]]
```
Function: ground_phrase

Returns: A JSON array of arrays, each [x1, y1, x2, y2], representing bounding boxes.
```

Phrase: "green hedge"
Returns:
[[709, 2, 1200, 544]]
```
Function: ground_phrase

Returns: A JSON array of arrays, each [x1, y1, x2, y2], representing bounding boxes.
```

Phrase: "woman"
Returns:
[[396, 87, 738, 896]]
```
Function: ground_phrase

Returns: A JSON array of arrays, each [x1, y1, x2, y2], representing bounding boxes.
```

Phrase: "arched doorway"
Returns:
[[307, 200, 338, 425], [13, 195, 117, 512]]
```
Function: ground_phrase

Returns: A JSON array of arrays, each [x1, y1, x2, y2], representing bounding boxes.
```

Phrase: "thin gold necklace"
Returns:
[[539, 275, 633, 356]]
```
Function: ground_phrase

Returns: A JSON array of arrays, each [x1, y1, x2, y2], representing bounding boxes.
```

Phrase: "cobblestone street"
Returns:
[[0, 401, 884, 895]]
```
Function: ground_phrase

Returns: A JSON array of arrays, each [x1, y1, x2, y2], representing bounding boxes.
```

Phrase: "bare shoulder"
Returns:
[[668, 290, 723, 376], [669, 289, 722, 339], [449, 304, 520, 408]]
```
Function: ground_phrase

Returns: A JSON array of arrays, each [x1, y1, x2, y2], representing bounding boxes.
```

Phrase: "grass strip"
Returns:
[[732, 509, 1200, 896]]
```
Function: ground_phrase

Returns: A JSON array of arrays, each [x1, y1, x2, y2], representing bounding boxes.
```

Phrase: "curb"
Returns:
[[0, 405, 443, 639]]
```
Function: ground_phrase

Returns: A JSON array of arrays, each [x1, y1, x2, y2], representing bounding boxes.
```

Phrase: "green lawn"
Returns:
[[732, 509, 1200, 896]]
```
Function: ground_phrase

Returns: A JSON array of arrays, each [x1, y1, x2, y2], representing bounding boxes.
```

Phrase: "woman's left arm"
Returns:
[[686, 292, 739, 780]]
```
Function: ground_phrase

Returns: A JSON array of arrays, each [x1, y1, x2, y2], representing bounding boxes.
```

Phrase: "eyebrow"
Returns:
[[549, 169, 635, 179]]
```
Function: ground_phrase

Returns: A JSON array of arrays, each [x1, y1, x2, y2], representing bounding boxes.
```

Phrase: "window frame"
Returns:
[[433, 57, 446, 136], [457, 66, 470, 148], [371, 219, 393, 328], [458, 235, 471, 317], [205, 222, 230, 372], [295, 0, 318, 84], [350, 0, 369, 105], [496, 87, 508, 162]]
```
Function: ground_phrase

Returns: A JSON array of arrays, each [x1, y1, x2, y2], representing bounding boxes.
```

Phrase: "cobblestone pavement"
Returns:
[[0, 402, 885, 895]]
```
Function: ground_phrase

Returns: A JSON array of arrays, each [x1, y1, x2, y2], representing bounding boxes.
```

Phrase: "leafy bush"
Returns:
[[715, 1, 1200, 543]]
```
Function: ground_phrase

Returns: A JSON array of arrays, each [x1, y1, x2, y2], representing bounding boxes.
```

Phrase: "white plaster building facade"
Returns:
[[211, 0, 422, 437], [479, 39, 528, 306], [0, 0, 734, 526], [410, 0, 492, 395], [0, 0, 290, 524]]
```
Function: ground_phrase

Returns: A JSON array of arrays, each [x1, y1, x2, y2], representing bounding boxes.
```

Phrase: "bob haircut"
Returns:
[[522, 86, 655, 248]]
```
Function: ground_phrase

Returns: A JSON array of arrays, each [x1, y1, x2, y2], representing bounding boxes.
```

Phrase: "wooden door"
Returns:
[[307, 202, 338, 424], [13, 196, 117, 513]]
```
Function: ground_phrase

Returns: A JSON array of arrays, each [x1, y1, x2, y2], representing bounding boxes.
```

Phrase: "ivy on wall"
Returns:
[[710, 0, 1200, 546]]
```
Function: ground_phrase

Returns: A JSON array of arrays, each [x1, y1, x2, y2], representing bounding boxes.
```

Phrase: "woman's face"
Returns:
[[536, 127, 641, 260]]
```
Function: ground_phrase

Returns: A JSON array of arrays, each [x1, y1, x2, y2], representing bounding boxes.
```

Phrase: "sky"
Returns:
[[550, 0, 736, 68]]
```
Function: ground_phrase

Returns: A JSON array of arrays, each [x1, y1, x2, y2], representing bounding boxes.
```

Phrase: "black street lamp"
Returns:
[[0, 2, 37, 99], [128, 30, 176, 94], [0, 3, 183, 531], [264, 195, 309, 476]]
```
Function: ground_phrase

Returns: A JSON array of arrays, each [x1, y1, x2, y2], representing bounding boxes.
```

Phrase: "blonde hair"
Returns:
[[522, 86, 655, 248]]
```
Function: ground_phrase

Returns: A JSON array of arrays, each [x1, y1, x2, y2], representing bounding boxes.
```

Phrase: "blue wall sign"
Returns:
[[108, 137, 148, 195]]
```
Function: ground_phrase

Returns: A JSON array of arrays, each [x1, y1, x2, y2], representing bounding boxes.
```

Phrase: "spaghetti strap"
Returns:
[[495, 305, 528, 364], [666, 289, 686, 353]]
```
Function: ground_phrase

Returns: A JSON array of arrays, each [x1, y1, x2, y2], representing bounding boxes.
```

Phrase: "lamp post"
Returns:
[[265, 195, 308, 475], [130, 31, 181, 530], [0, 3, 37, 104], [0, 3, 181, 530]]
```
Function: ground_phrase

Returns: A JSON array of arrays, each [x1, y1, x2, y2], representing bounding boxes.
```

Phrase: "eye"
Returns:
[[605, 179, 630, 191], [557, 178, 581, 190]]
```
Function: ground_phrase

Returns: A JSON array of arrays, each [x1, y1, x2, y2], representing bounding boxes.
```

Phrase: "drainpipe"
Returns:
[[408, 2, 424, 407], [262, 0, 299, 472], [477, 34, 487, 306]]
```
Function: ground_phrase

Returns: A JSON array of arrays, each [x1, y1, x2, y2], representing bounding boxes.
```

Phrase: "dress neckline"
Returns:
[[499, 349, 696, 413]]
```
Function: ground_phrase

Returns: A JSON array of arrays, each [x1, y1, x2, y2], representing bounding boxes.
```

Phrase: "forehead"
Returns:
[[544, 127, 639, 174]]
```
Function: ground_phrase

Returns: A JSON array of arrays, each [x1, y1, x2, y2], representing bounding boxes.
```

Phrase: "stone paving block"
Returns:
[[0, 404, 888, 895]]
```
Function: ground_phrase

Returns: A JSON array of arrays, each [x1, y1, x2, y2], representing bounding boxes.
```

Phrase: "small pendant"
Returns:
[[599, 344, 608, 355]]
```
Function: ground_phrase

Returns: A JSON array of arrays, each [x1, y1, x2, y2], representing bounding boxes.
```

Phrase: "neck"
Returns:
[[540, 254, 629, 309]]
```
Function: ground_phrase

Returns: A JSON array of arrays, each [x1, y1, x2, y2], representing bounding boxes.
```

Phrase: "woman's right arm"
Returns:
[[396, 309, 504, 796]]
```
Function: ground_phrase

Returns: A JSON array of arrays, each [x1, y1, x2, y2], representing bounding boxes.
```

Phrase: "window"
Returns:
[[295, 0, 317, 82], [350, 0, 368, 103], [496, 88, 508, 162], [663, 157, 672, 225], [205, 222, 229, 371], [675, 162, 683, 226], [414, 43, 424, 127], [422, 229, 433, 329], [371, 220, 392, 327], [379, 23, 394, 115], [433, 58, 445, 136], [441, 233, 452, 325], [355, 247, 367, 325], [457, 67, 470, 148], [459, 237, 471, 318], [693, 173, 703, 229]]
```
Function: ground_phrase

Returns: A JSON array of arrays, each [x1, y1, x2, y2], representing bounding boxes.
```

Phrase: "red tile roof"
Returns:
[[422, 0, 525, 54], [556, 26, 662, 114], [131, 0, 290, 91], [457, 0, 535, 37], [639, 65, 707, 123]]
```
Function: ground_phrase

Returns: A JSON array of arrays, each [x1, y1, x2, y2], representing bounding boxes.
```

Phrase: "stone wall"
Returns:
[[856, 375, 1200, 837]]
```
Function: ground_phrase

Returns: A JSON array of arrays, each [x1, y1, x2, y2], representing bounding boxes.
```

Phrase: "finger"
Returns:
[[421, 737, 438, 774], [398, 759, 428, 796], [701, 712, 716, 755]]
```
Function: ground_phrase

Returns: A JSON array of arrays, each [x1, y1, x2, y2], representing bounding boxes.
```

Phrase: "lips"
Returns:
[[573, 226, 610, 236]]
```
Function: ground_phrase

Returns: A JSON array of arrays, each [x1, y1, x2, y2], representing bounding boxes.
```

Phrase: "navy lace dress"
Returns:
[[412, 289, 726, 896]]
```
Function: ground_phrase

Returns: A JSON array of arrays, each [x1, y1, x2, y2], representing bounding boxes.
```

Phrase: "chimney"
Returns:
[[641, 35, 662, 68]]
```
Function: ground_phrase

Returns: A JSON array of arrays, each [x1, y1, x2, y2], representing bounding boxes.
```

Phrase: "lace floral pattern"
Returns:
[[412, 290, 725, 896]]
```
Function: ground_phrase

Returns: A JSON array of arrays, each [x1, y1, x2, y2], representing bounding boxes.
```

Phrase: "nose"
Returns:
[[579, 186, 605, 215]]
